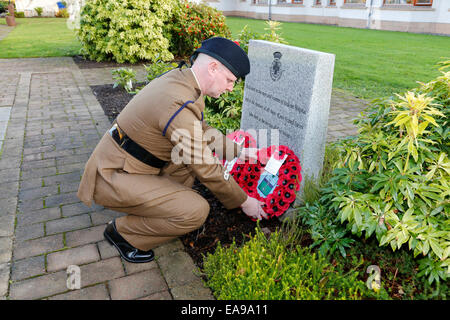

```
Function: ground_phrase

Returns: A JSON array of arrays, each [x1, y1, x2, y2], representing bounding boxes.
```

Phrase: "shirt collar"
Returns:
[[190, 68, 202, 94]]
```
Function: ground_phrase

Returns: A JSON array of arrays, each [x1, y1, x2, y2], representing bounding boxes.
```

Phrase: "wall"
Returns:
[[15, 0, 60, 17]]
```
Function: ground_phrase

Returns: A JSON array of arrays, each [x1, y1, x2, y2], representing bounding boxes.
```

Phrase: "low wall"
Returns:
[[223, 10, 450, 36]]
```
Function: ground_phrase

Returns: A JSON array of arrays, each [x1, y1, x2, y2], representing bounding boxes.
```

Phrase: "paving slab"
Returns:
[[108, 269, 168, 300]]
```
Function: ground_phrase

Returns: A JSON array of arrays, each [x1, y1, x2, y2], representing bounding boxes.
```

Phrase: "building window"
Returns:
[[315, 0, 322, 5], [329, 0, 336, 5], [344, 0, 366, 3], [414, 0, 432, 5], [384, 0, 432, 5], [384, 0, 413, 3], [276, 0, 303, 3]]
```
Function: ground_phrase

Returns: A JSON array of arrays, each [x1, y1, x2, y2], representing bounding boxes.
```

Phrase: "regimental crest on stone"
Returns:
[[270, 51, 283, 81]]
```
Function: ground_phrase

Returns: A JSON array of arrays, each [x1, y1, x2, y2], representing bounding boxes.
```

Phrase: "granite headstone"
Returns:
[[240, 40, 335, 217]]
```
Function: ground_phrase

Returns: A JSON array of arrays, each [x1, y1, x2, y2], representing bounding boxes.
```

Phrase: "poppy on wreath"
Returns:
[[223, 132, 302, 219]]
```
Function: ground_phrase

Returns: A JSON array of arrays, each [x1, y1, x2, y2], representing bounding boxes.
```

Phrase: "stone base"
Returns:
[[5, 16, 16, 27], [279, 198, 304, 223]]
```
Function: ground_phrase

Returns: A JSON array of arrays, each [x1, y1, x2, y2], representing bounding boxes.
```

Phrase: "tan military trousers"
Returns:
[[95, 165, 210, 251]]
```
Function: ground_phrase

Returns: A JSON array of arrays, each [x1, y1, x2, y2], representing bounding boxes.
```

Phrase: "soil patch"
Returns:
[[73, 55, 148, 69], [90, 83, 282, 269], [73, 55, 188, 69], [91, 83, 146, 122]]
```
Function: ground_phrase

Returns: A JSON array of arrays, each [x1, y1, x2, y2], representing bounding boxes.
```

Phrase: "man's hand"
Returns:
[[238, 147, 258, 164], [240, 196, 268, 220]]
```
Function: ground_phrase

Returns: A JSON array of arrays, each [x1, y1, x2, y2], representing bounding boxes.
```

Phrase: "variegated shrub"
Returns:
[[318, 62, 449, 284], [295, 62, 449, 286], [78, 0, 175, 63]]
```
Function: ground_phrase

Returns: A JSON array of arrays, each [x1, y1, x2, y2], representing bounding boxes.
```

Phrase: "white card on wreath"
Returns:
[[264, 153, 288, 176]]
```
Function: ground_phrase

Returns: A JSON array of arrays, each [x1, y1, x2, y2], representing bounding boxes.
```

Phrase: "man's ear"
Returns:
[[207, 61, 218, 75]]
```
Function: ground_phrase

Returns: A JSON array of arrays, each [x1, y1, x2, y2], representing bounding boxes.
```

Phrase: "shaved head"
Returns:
[[191, 53, 237, 98], [192, 53, 222, 69]]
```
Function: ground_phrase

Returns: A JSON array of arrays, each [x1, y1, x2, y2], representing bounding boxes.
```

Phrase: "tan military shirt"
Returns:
[[78, 67, 247, 210]]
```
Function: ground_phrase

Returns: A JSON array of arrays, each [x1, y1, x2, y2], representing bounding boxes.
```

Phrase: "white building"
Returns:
[[15, 0, 63, 17], [206, 0, 450, 35]]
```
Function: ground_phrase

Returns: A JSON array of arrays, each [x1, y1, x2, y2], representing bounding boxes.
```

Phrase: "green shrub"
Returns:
[[297, 202, 356, 259], [203, 227, 381, 300], [204, 80, 244, 134], [299, 62, 449, 285], [14, 11, 25, 18], [112, 67, 136, 93], [168, 0, 231, 58], [78, 0, 175, 63], [235, 25, 259, 54], [0, 1, 13, 14], [34, 7, 43, 16], [333, 234, 448, 299], [261, 20, 288, 45], [55, 8, 69, 18], [236, 21, 288, 54], [144, 60, 179, 82]]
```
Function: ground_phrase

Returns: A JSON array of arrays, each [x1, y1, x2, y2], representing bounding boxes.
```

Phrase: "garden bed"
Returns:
[[72, 55, 145, 70], [90, 78, 448, 300], [90, 83, 282, 269]]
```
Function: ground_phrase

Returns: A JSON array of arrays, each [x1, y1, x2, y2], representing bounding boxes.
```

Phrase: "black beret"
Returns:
[[192, 37, 250, 79]]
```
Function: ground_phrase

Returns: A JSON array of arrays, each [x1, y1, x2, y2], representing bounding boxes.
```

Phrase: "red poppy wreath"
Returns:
[[222, 130, 302, 219]]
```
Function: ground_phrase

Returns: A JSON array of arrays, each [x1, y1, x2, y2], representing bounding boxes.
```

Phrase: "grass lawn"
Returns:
[[0, 18, 81, 59], [1, 17, 449, 100], [226, 17, 450, 100]]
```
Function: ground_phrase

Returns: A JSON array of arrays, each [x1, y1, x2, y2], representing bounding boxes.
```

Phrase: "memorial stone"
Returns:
[[240, 40, 335, 217]]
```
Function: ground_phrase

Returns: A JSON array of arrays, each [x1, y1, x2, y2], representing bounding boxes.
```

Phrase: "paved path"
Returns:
[[0, 57, 367, 300], [0, 24, 14, 42], [0, 58, 213, 300]]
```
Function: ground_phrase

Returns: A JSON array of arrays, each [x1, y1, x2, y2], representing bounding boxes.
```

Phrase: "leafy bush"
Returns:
[[334, 234, 448, 299], [298, 62, 449, 285], [261, 20, 288, 45], [34, 7, 43, 16], [297, 202, 355, 258], [204, 81, 244, 134], [144, 60, 179, 82], [14, 11, 25, 18], [168, 0, 231, 58], [55, 8, 69, 18], [236, 21, 288, 54], [0, 1, 13, 14], [202, 227, 380, 300], [78, 0, 175, 63], [112, 67, 136, 93]]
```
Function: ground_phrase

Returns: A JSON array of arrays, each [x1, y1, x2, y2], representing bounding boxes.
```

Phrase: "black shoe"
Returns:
[[104, 220, 155, 263]]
